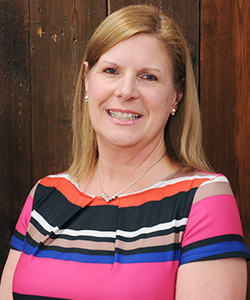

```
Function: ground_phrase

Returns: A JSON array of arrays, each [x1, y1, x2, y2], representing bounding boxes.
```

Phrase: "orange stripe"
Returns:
[[40, 177, 93, 207], [40, 176, 211, 208]]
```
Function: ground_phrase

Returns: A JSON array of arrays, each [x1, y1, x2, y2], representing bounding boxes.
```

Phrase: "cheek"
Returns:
[[88, 79, 112, 104], [146, 92, 173, 115]]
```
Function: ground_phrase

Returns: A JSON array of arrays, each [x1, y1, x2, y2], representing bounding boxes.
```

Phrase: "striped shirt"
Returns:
[[11, 171, 250, 299]]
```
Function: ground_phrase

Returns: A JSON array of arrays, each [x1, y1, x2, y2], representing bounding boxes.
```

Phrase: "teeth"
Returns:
[[108, 110, 141, 121]]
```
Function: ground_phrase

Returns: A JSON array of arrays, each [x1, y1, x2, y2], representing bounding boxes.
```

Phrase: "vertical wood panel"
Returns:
[[200, 0, 250, 297], [0, 0, 31, 272], [235, 1, 250, 297], [30, 0, 106, 183]]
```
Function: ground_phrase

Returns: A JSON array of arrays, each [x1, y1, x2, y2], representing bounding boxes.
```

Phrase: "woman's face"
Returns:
[[84, 34, 182, 151]]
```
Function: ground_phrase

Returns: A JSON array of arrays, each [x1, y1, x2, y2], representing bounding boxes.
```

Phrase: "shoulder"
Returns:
[[165, 170, 231, 195], [38, 172, 73, 186], [189, 170, 233, 204], [34, 172, 80, 193], [31, 172, 77, 203]]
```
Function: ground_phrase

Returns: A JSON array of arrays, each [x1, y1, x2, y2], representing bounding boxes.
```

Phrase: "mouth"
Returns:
[[107, 110, 142, 121]]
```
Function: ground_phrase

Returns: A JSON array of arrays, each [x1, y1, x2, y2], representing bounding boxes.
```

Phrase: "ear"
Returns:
[[172, 90, 183, 111], [83, 61, 89, 92]]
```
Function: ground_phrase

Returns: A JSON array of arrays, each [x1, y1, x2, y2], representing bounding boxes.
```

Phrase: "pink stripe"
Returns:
[[182, 194, 243, 247], [15, 195, 33, 235], [13, 253, 178, 299]]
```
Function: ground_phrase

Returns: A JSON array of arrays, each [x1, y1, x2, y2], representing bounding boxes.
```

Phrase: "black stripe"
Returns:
[[189, 251, 250, 263], [34, 184, 196, 233], [34, 185, 118, 231], [13, 292, 69, 300], [32, 245, 115, 256], [12, 228, 25, 242], [116, 225, 186, 242], [181, 234, 245, 254], [115, 243, 181, 256], [117, 189, 196, 231]]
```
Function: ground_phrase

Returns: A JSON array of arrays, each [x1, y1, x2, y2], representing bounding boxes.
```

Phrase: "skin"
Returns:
[[0, 249, 21, 300], [0, 34, 247, 299], [82, 34, 182, 196], [175, 258, 247, 299]]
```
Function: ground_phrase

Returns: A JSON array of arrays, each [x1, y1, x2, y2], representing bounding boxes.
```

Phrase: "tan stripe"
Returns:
[[27, 223, 115, 251], [193, 181, 233, 204], [27, 223, 183, 252], [115, 232, 184, 251], [43, 238, 115, 251], [27, 223, 46, 242]]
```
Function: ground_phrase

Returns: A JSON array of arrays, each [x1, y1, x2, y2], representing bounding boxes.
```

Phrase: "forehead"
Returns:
[[97, 34, 171, 68]]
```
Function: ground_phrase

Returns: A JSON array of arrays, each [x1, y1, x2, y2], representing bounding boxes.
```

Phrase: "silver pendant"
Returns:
[[101, 193, 118, 203]]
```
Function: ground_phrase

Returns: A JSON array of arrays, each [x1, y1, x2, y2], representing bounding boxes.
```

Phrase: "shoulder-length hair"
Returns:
[[69, 5, 212, 181]]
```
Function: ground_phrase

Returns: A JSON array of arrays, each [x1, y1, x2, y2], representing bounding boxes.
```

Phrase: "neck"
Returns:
[[97, 138, 167, 176], [79, 137, 179, 198], [93, 139, 178, 196]]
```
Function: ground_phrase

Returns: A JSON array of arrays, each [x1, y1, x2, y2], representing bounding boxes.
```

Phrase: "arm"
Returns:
[[0, 249, 21, 300], [175, 257, 247, 299], [0, 184, 37, 300]]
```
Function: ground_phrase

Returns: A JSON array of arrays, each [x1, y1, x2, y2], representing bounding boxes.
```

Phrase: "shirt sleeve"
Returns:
[[180, 175, 250, 265], [10, 194, 34, 251]]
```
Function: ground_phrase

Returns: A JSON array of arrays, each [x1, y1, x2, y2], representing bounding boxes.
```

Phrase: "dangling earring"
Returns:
[[172, 108, 176, 116], [85, 94, 88, 102]]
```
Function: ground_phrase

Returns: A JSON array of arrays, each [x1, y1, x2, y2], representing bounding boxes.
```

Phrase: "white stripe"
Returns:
[[116, 218, 188, 238], [149, 174, 222, 189], [31, 210, 59, 233], [31, 210, 187, 240], [200, 175, 228, 187]]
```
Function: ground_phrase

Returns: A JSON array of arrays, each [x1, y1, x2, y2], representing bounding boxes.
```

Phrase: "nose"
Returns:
[[114, 73, 140, 101]]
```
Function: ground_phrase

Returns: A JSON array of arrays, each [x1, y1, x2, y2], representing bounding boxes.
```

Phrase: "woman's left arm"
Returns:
[[175, 257, 247, 299]]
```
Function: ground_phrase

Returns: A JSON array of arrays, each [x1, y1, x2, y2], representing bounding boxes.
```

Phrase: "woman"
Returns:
[[0, 5, 249, 300]]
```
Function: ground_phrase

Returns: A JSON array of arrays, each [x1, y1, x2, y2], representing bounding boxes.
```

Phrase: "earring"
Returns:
[[172, 108, 176, 116], [85, 94, 88, 102]]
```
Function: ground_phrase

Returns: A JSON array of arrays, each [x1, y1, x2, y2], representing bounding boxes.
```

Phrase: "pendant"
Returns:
[[101, 192, 118, 203]]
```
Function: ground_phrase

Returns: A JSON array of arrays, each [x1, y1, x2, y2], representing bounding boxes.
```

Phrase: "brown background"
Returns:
[[0, 0, 249, 296]]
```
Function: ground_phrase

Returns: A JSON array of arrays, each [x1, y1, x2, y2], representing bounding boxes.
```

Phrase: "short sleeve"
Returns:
[[10, 194, 33, 251], [180, 175, 250, 265]]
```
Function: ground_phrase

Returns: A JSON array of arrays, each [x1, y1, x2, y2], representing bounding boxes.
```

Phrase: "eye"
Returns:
[[141, 74, 158, 81], [103, 68, 118, 74]]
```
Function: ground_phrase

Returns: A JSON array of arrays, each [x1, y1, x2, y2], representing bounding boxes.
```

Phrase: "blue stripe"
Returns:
[[22, 241, 181, 264], [180, 240, 249, 265], [10, 235, 24, 251], [114, 250, 181, 264]]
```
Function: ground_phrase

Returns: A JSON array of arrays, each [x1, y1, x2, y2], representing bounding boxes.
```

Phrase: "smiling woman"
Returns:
[[84, 34, 179, 153], [0, 4, 249, 300]]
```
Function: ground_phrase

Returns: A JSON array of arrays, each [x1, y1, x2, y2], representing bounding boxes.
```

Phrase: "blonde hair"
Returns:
[[69, 5, 212, 180]]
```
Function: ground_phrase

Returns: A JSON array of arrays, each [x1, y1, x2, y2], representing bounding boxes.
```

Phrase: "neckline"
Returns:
[[72, 169, 184, 199]]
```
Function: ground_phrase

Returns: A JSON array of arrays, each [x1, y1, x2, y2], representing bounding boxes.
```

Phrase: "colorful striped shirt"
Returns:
[[11, 171, 250, 299]]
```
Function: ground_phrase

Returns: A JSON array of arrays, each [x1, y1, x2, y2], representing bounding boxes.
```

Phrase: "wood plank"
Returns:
[[109, 0, 199, 82], [234, 1, 250, 297], [200, 0, 250, 297], [0, 0, 31, 272], [200, 1, 237, 180], [30, 0, 106, 183]]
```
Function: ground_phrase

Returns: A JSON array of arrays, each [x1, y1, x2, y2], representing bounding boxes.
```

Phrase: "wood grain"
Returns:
[[200, 0, 250, 296], [0, 0, 31, 272], [30, 0, 106, 183]]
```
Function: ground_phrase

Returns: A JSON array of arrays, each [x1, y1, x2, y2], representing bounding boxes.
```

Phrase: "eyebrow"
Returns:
[[100, 61, 162, 73]]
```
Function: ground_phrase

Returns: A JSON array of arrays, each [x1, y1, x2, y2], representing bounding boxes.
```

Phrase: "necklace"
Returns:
[[96, 153, 166, 203]]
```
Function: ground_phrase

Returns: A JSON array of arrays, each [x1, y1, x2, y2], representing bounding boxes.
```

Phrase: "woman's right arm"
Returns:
[[0, 249, 21, 300], [0, 183, 38, 300]]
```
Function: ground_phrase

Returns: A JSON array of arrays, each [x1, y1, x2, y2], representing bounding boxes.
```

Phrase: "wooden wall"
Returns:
[[201, 0, 250, 296], [0, 0, 249, 296]]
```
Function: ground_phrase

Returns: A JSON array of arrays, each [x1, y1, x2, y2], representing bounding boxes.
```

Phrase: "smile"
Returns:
[[108, 110, 141, 121]]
